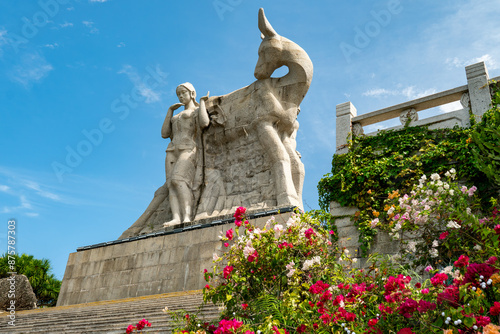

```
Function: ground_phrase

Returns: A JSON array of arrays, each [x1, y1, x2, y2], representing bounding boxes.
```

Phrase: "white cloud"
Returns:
[[117, 42, 126, 48], [0, 185, 9, 192], [23, 180, 61, 201], [10, 52, 53, 87], [82, 20, 99, 34], [26, 212, 39, 217], [0, 28, 8, 57], [60, 22, 74, 28], [446, 54, 498, 71], [118, 64, 163, 103], [44, 43, 59, 49], [362, 86, 436, 100], [90, 0, 109, 2]]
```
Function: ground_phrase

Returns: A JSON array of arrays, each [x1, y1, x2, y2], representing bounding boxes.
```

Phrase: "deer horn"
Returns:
[[258, 8, 277, 39]]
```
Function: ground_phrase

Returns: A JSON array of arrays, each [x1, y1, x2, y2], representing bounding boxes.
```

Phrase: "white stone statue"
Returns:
[[119, 8, 312, 239], [161, 83, 210, 226]]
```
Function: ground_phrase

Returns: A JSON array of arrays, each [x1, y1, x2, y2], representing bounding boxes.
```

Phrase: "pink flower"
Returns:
[[136, 319, 151, 331], [247, 250, 258, 263], [439, 231, 449, 240], [397, 298, 418, 318], [397, 328, 414, 334], [490, 301, 500, 316], [421, 288, 429, 294], [309, 280, 330, 294], [235, 220, 242, 227], [417, 300, 436, 313], [461, 186, 468, 194], [126, 325, 134, 334], [233, 206, 246, 220], [226, 229, 234, 240], [224, 242, 229, 247], [494, 224, 500, 235], [223, 266, 233, 279], [468, 185, 477, 197], [205, 284, 210, 289], [241, 303, 248, 310], [329, 230, 335, 235], [486, 256, 498, 265], [430, 273, 448, 286], [453, 255, 469, 268], [424, 265, 433, 272], [304, 228, 316, 240]]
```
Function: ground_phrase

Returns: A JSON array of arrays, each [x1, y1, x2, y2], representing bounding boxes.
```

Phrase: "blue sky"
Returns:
[[1, 0, 499, 280]]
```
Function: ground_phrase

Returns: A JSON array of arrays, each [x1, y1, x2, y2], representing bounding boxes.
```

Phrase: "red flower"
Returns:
[[223, 266, 234, 279], [439, 231, 449, 240], [475, 315, 490, 327], [463, 263, 499, 286], [454, 255, 469, 268], [224, 242, 229, 247], [126, 325, 134, 334], [417, 300, 436, 313], [136, 319, 151, 331], [304, 228, 316, 240], [486, 256, 498, 265], [368, 318, 378, 327], [415, 282, 421, 289], [297, 324, 307, 333], [491, 302, 500, 316], [235, 220, 242, 227], [205, 284, 210, 289], [430, 273, 448, 286], [397, 328, 414, 334], [309, 280, 330, 294], [397, 298, 418, 318], [226, 228, 234, 240], [247, 250, 258, 263], [241, 303, 248, 310], [494, 224, 500, 235], [233, 206, 246, 221]]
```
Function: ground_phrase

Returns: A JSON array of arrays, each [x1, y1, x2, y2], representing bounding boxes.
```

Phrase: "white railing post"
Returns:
[[466, 62, 492, 122], [336, 102, 357, 154]]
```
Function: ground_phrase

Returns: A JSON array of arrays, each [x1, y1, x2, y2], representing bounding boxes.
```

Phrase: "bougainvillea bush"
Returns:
[[172, 172, 500, 333]]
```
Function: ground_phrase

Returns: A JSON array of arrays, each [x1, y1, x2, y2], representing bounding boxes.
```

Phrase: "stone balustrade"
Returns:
[[332, 61, 497, 265]]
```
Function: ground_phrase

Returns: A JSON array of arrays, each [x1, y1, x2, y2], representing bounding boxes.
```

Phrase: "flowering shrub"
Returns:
[[125, 318, 151, 333], [374, 169, 500, 269], [170, 200, 499, 333]]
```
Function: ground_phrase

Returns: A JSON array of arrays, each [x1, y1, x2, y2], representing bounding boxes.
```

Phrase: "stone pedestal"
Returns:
[[57, 208, 294, 306]]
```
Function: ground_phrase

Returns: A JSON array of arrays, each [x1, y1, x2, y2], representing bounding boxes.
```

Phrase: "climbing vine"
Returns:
[[318, 83, 500, 255]]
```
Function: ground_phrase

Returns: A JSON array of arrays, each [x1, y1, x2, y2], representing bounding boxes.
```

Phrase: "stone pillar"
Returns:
[[466, 62, 491, 122], [330, 201, 360, 257], [336, 102, 357, 154]]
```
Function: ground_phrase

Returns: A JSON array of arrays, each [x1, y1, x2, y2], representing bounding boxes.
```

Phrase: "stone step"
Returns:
[[0, 290, 220, 334]]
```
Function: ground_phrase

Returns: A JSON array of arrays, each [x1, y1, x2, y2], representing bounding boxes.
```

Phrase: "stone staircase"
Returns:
[[0, 290, 220, 334]]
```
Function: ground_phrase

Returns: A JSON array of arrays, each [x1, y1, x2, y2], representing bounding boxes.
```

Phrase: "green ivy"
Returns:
[[318, 84, 500, 255]]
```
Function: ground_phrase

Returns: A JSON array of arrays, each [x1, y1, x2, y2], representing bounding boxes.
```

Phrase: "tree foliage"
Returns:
[[0, 253, 61, 307]]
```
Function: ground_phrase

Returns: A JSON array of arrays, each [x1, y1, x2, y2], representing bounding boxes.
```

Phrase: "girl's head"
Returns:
[[176, 82, 199, 106]]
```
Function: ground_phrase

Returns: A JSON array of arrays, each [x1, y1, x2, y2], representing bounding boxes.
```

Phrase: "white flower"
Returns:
[[387, 206, 395, 215], [302, 259, 314, 270], [352, 258, 358, 263], [274, 224, 284, 233], [286, 261, 295, 270], [429, 248, 439, 258], [344, 248, 350, 254], [213, 253, 220, 261], [466, 208, 471, 215], [370, 218, 379, 228], [420, 174, 427, 181], [437, 180, 443, 186], [449, 189, 454, 196], [407, 241, 417, 253], [243, 243, 256, 257], [431, 173, 440, 181], [473, 244, 482, 251], [432, 240, 439, 248], [312, 256, 321, 264], [447, 220, 461, 229], [443, 183, 450, 190], [441, 266, 453, 275]]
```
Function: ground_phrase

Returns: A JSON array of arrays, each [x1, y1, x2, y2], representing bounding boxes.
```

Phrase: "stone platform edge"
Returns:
[[78, 206, 298, 252]]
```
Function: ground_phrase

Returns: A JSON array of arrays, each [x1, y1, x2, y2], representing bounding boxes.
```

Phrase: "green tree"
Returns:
[[0, 253, 61, 307]]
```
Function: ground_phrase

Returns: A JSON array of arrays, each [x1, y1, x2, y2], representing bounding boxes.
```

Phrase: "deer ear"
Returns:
[[260, 33, 265, 40], [258, 8, 277, 38]]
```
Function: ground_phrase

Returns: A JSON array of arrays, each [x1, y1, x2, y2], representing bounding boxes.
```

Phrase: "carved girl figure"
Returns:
[[161, 83, 209, 226]]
